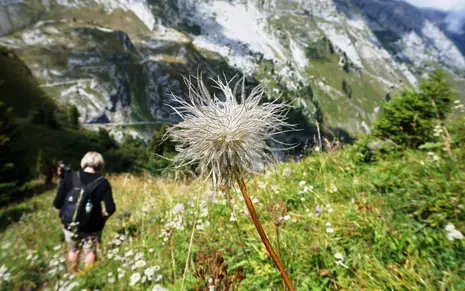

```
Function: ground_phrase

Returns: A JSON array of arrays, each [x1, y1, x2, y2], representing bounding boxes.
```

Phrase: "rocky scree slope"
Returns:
[[0, 0, 464, 141]]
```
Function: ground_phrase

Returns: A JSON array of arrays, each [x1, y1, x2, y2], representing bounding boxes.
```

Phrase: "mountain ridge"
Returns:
[[1, 0, 464, 141]]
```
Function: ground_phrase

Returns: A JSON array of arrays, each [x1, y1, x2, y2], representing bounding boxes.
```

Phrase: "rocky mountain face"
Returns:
[[1, 0, 464, 141]]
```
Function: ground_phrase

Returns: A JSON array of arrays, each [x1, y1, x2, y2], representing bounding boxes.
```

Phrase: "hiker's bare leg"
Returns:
[[84, 250, 96, 268], [67, 249, 80, 273]]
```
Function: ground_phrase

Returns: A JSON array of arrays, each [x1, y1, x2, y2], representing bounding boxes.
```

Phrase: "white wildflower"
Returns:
[[334, 252, 348, 268], [53, 245, 61, 251], [144, 267, 157, 277], [282, 167, 292, 177], [130, 272, 141, 286], [329, 184, 338, 193], [152, 284, 168, 291], [135, 260, 147, 269], [445, 223, 464, 241], [230, 214, 236, 222], [299, 180, 306, 187], [326, 222, 334, 233], [134, 252, 144, 261], [326, 204, 334, 213], [171, 203, 185, 214], [149, 248, 154, 253], [0, 265, 11, 282], [125, 250, 134, 257], [200, 207, 209, 217]]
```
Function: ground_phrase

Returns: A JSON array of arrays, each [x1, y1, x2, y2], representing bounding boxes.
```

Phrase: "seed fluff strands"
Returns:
[[166, 74, 295, 291]]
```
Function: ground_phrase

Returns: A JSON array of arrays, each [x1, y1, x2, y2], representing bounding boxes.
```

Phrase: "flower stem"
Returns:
[[238, 178, 294, 291], [170, 235, 177, 283], [276, 225, 285, 291]]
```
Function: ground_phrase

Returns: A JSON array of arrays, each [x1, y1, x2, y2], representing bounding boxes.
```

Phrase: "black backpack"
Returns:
[[61, 166, 72, 178], [60, 172, 105, 232]]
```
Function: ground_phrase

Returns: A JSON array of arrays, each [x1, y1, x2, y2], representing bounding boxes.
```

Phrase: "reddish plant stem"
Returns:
[[238, 178, 294, 291]]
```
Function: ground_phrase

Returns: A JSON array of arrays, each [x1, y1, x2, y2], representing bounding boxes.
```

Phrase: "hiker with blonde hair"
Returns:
[[53, 152, 116, 273]]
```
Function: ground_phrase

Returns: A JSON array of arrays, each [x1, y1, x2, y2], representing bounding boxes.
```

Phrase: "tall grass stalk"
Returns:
[[180, 182, 202, 290]]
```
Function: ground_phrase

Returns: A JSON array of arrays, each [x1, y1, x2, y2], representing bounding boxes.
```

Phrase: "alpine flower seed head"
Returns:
[[166, 74, 293, 186]]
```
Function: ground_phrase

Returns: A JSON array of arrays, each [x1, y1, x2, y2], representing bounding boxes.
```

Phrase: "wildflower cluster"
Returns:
[[195, 200, 210, 230], [47, 245, 67, 277], [0, 265, 11, 283], [128, 264, 163, 287], [433, 124, 445, 137], [427, 151, 440, 162], [297, 180, 314, 202], [105, 246, 164, 288], [160, 203, 185, 243], [445, 223, 464, 241], [54, 274, 79, 291], [25, 249, 40, 263], [454, 100, 464, 113], [108, 233, 126, 247]]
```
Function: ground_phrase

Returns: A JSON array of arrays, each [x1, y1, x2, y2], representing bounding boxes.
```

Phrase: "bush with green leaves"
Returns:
[[375, 69, 454, 148]]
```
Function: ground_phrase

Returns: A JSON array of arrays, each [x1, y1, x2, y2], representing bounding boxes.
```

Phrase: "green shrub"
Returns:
[[349, 135, 397, 164], [375, 69, 454, 148]]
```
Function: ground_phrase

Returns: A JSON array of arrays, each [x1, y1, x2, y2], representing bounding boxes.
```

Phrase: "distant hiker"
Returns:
[[45, 162, 55, 186], [57, 160, 72, 185], [53, 152, 116, 274]]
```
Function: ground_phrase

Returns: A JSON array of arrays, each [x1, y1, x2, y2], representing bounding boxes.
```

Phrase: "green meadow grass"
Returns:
[[1, 117, 465, 290]]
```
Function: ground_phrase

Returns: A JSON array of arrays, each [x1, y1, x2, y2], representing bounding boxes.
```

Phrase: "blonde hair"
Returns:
[[81, 151, 105, 170]]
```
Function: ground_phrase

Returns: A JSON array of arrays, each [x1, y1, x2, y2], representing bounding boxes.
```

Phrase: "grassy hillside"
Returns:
[[1, 114, 464, 290]]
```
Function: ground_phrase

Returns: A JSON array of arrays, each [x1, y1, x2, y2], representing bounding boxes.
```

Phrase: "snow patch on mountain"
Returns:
[[183, 1, 288, 73], [290, 39, 308, 70]]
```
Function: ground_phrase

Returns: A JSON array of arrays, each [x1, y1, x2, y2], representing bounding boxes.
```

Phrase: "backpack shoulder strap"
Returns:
[[72, 171, 81, 189], [84, 176, 106, 196]]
